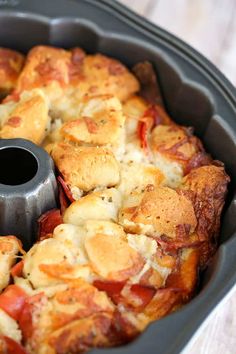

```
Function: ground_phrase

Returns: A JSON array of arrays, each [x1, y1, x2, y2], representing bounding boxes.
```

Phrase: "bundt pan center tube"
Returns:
[[0, 1, 235, 354], [0, 138, 57, 250]]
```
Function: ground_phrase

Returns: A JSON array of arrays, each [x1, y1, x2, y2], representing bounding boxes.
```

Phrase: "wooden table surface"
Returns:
[[118, 1, 236, 353]]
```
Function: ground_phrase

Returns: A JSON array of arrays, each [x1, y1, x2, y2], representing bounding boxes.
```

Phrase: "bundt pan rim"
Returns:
[[0, 138, 53, 192], [0, 1, 235, 353], [0, 138, 58, 249]]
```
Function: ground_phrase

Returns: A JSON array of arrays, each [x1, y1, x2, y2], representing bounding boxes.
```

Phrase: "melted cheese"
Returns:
[[127, 234, 171, 282], [118, 162, 164, 195], [0, 236, 21, 292], [0, 309, 22, 342], [153, 152, 183, 188], [23, 238, 77, 288], [127, 234, 157, 259]]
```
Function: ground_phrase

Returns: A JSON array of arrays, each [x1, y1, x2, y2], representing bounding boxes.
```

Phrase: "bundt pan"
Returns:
[[0, 0, 236, 353], [0, 138, 57, 250]]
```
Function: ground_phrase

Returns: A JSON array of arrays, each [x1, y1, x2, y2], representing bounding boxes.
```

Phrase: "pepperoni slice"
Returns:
[[0, 285, 28, 321], [38, 209, 63, 240], [10, 260, 24, 278], [93, 280, 125, 304], [57, 176, 75, 203], [137, 105, 161, 150], [130, 284, 156, 308], [93, 280, 155, 309], [1, 336, 27, 354], [18, 293, 43, 340]]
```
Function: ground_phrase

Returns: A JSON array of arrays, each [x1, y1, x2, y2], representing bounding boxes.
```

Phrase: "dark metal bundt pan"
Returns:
[[0, 139, 57, 250], [0, 0, 235, 353]]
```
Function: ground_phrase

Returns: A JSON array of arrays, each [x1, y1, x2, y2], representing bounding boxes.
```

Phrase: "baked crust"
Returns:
[[48, 142, 120, 192], [0, 236, 23, 292], [119, 185, 197, 237], [0, 89, 49, 144], [0, 48, 24, 98], [12, 46, 139, 112], [181, 165, 229, 266], [61, 94, 124, 139]]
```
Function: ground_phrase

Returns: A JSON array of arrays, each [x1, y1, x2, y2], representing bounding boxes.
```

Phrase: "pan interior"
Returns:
[[0, 147, 38, 185]]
